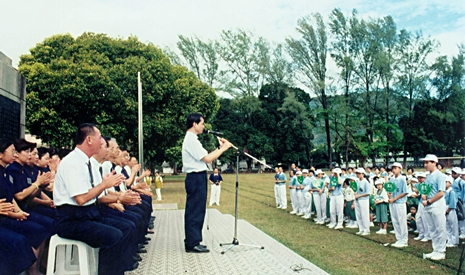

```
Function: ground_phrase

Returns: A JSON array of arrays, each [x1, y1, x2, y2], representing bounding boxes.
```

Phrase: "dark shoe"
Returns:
[[138, 248, 147, 253], [185, 245, 210, 253], [145, 237, 151, 241], [133, 254, 142, 261], [146, 230, 154, 234], [186, 244, 207, 250], [148, 224, 154, 229], [127, 262, 139, 271], [138, 244, 145, 249]]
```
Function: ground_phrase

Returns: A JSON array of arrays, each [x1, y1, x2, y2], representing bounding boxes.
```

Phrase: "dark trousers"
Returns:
[[55, 205, 129, 275], [27, 211, 56, 235], [126, 204, 149, 232], [104, 206, 146, 244], [30, 205, 56, 219], [184, 172, 207, 248]]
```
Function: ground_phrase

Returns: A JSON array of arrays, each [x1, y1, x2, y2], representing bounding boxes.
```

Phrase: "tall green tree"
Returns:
[[329, 8, 357, 168], [216, 29, 269, 98], [172, 35, 220, 88], [286, 13, 333, 168], [19, 33, 218, 165]]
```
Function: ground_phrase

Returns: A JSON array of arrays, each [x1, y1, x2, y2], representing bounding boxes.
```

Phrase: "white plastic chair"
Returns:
[[46, 235, 99, 275]]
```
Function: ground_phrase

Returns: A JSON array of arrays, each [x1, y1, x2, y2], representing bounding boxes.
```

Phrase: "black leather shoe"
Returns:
[[138, 248, 147, 253], [138, 244, 145, 249], [185, 245, 210, 253], [133, 255, 142, 262], [125, 262, 139, 271], [145, 237, 151, 241]]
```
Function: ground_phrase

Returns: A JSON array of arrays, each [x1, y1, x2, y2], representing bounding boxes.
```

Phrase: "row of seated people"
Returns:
[[0, 128, 154, 275]]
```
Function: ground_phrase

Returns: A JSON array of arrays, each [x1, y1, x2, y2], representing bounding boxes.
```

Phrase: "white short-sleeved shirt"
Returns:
[[114, 165, 128, 191], [182, 131, 208, 173], [53, 147, 96, 206], [100, 160, 116, 193], [90, 157, 106, 198], [101, 160, 113, 176]]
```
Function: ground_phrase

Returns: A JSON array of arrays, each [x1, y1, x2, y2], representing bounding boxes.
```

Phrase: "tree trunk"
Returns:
[[322, 92, 332, 169]]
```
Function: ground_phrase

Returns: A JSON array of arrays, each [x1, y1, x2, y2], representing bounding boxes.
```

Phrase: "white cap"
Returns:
[[315, 169, 324, 175], [333, 168, 342, 174], [391, 162, 403, 169], [445, 169, 452, 175], [410, 177, 418, 183], [302, 169, 309, 174], [452, 167, 463, 175], [355, 167, 365, 174], [324, 177, 330, 183], [416, 172, 426, 178], [375, 178, 385, 185], [445, 176, 454, 183], [296, 171, 302, 175], [421, 154, 438, 163]]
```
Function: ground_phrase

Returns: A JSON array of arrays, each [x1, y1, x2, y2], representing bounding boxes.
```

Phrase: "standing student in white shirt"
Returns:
[[354, 168, 371, 235], [421, 154, 447, 261], [388, 162, 409, 248]]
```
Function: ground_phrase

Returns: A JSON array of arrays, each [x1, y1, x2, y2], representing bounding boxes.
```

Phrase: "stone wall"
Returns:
[[0, 51, 26, 139]]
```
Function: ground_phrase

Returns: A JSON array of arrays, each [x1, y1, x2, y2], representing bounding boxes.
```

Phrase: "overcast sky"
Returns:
[[1, 0, 464, 68]]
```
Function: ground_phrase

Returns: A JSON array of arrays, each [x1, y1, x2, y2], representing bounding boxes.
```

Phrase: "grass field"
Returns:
[[159, 173, 460, 275]]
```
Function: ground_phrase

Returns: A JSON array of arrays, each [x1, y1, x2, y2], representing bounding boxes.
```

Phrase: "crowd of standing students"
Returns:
[[279, 154, 465, 261], [0, 124, 156, 275]]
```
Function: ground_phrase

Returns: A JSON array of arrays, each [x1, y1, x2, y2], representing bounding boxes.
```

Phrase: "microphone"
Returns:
[[203, 129, 223, 136]]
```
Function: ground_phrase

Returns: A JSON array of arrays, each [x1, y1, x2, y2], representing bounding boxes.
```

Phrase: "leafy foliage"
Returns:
[[19, 33, 218, 165]]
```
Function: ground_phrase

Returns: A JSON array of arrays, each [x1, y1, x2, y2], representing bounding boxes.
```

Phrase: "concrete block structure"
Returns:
[[0, 51, 26, 139]]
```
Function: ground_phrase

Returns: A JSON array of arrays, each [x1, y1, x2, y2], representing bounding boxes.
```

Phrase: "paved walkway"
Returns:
[[126, 208, 328, 275]]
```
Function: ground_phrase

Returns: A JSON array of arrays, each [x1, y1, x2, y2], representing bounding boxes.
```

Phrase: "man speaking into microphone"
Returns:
[[182, 113, 232, 253]]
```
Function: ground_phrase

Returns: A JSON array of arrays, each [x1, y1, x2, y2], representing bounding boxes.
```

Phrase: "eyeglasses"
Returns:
[[4, 149, 17, 155]]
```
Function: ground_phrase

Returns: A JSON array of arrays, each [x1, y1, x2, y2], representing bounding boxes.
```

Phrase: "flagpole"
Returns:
[[137, 72, 144, 173]]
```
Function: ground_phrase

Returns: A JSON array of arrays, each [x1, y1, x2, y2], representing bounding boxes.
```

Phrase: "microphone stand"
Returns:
[[217, 140, 268, 254]]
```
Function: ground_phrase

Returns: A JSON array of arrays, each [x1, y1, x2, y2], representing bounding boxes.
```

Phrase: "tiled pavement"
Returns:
[[126, 208, 328, 275]]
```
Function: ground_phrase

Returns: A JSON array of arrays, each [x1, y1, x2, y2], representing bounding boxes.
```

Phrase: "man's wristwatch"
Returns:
[[427, 200, 432, 206]]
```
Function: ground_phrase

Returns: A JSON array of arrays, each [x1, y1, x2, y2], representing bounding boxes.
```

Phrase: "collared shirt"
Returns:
[[425, 169, 446, 200], [209, 173, 223, 184], [375, 188, 389, 203], [90, 157, 106, 199], [278, 172, 287, 186], [389, 175, 408, 204], [343, 186, 355, 201], [114, 165, 128, 191], [6, 161, 30, 209], [445, 188, 457, 209], [101, 160, 113, 176], [329, 176, 343, 196], [356, 178, 370, 201], [0, 165, 15, 202], [182, 131, 208, 173], [452, 177, 465, 201], [311, 178, 324, 194], [289, 176, 297, 188], [54, 147, 96, 206], [302, 177, 312, 192]]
